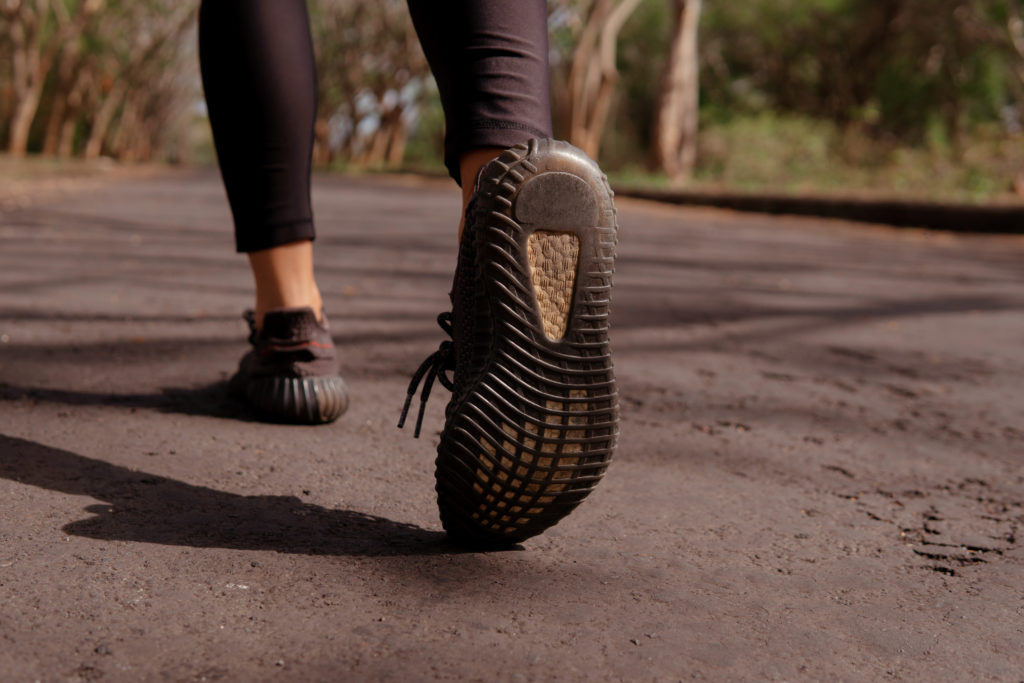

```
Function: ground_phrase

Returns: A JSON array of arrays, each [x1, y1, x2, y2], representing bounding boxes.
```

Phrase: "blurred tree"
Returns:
[[0, 0, 195, 161], [82, 1, 196, 161], [2, 0, 102, 156], [550, 0, 643, 159], [0, 0, 1018, 195], [700, 0, 1023, 149], [595, 0, 671, 170], [309, 0, 429, 168], [652, 0, 702, 182], [39, 23, 90, 156]]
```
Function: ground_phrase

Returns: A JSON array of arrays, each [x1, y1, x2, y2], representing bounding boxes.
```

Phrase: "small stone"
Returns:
[[95, 645, 111, 655]]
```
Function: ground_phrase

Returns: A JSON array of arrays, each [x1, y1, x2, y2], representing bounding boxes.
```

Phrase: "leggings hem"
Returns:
[[235, 219, 315, 253], [445, 123, 552, 185]]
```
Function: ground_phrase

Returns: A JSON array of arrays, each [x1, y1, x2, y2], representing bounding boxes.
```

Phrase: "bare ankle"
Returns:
[[254, 286, 322, 328], [458, 147, 504, 240], [247, 240, 323, 328]]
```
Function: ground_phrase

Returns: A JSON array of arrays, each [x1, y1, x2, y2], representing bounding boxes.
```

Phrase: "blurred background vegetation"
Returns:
[[1, 0, 1022, 202]]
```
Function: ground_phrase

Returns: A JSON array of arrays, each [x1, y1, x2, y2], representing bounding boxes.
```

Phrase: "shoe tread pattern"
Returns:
[[436, 139, 619, 545], [241, 375, 349, 425]]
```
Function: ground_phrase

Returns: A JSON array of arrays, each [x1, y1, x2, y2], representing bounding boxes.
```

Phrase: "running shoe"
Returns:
[[231, 307, 348, 424], [400, 139, 619, 545]]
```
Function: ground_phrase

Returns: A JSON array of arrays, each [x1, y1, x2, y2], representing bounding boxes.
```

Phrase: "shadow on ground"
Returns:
[[0, 381, 256, 420], [0, 434, 455, 557]]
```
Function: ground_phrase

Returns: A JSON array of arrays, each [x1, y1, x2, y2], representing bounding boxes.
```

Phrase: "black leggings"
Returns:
[[198, 0, 552, 253]]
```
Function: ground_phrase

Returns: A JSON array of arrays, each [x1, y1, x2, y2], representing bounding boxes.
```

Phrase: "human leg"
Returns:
[[199, 0, 346, 423], [198, 0, 322, 325], [407, 0, 553, 235], [247, 241, 323, 327], [403, 3, 619, 545]]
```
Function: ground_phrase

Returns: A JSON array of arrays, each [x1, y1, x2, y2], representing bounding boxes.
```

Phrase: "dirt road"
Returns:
[[1, 170, 1022, 681]]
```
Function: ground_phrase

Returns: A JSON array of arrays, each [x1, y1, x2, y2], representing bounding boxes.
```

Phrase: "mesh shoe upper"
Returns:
[[238, 307, 339, 380]]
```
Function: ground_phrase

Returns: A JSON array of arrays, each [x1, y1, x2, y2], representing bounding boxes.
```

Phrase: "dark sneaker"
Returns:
[[231, 307, 349, 424], [400, 139, 619, 546]]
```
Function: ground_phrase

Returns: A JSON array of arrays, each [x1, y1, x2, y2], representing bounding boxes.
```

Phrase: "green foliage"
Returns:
[[696, 113, 837, 190], [590, 0, 1024, 200], [699, 0, 1021, 142], [678, 113, 1021, 201]]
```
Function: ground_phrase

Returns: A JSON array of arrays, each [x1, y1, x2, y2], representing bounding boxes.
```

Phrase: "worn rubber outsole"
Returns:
[[231, 374, 349, 425], [437, 139, 619, 546]]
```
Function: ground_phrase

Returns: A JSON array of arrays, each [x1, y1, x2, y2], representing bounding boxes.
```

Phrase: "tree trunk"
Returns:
[[567, 0, 608, 150], [361, 126, 387, 165], [58, 117, 78, 158], [652, 0, 702, 183], [7, 1, 48, 157], [566, 0, 642, 159], [385, 114, 407, 167], [313, 118, 331, 165], [111, 94, 138, 161], [41, 44, 82, 155], [55, 70, 91, 158], [84, 81, 125, 159], [8, 89, 42, 156], [41, 98, 67, 155]]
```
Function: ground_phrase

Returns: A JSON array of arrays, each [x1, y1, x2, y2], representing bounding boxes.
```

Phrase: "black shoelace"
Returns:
[[243, 310, 259, 345], [398, 312, 456, 438]]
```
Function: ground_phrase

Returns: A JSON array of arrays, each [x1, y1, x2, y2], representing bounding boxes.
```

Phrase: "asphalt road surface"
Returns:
[[1, 170, 1022, 681]]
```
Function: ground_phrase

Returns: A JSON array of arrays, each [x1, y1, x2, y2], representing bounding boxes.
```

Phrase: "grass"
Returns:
[[607, 113, 1024, 205]]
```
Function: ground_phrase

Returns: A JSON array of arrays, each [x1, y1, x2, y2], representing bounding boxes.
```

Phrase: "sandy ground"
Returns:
[[1, 169, 1023, 681]]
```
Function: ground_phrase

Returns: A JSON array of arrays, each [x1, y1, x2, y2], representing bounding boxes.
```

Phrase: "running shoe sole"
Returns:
[[437, 139, 619, 545]]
